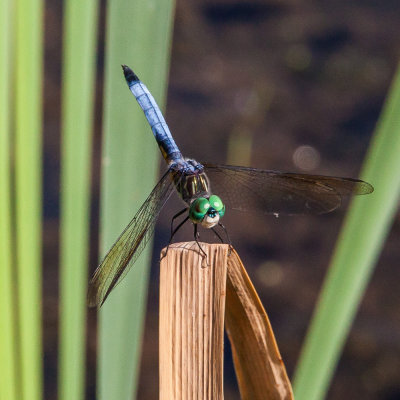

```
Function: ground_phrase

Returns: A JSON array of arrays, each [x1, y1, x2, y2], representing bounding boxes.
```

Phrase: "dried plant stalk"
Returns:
[[159, 242, 292, 399], [225, 247, 293, 400], [159, 242, 230, 400]]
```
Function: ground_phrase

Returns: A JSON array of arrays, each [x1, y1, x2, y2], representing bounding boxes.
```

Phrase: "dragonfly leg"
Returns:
[[161, 210, 189, 260], [170, 215, 190, 243], [194, 224, 207, 260], [218, 222, 233, 255], [218, 222, 231, 245], [211, 227, 224, 243], [170, 208, 187, 238]]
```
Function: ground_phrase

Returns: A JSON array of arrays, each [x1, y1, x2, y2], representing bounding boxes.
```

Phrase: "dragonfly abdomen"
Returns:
[[122, 65, 183, 164]]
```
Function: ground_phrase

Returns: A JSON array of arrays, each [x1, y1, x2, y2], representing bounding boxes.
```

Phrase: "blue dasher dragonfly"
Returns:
[[87, 65, 373, 307]]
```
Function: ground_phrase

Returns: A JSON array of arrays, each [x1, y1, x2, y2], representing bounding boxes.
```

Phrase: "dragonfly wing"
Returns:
[[203, 163, 373, 215], [87, 170, 175, 307]]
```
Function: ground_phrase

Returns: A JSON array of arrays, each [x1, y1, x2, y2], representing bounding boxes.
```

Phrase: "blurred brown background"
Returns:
[[43, 1, 400, 399]]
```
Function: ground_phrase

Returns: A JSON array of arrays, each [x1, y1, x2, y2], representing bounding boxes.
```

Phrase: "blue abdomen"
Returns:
[[122, 65, 183, 164]]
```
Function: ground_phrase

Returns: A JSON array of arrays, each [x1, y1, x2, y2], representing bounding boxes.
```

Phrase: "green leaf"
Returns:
[[0, 0, 17, 398], [14, 0, 44, 398], [98, 1, 175, 399], [58, 1, 99, 400], [293, 66, 400, 400]]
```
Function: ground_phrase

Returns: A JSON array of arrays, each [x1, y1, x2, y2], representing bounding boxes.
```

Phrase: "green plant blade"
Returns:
[[58, 0, 99, 399], [98, 1, 175, 399], [0, 0, 17, 399], [14, 0, 44, 398], [293, 65, 400, 400]]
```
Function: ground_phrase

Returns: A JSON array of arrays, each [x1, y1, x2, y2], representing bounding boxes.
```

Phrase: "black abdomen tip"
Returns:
[[121, 64, 140, 83]]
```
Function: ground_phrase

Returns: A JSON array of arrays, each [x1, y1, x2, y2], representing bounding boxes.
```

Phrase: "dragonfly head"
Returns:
[[189, 195, 225, 228]]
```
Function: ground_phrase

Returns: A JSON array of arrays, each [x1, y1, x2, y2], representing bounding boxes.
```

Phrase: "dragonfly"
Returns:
[[87, 65, 373, 307]]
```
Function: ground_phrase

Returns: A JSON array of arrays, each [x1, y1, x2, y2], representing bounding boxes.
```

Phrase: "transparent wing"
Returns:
[[87, 170, 175, 307], [203, 163, 373, 215]]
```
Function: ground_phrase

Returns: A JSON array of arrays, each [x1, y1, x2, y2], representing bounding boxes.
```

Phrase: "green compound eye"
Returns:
[[189, 197, 210, 223], [209, 195, 225, 217]]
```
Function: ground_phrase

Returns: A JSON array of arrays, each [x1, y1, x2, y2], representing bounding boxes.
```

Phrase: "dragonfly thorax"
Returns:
[[170, 158, 211, 204], [169, 157, 203, 174]]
